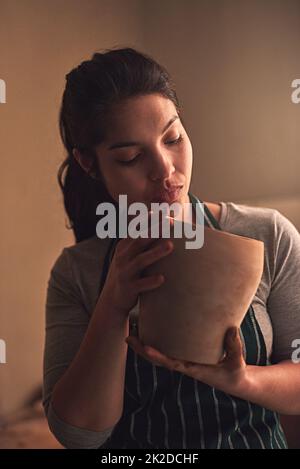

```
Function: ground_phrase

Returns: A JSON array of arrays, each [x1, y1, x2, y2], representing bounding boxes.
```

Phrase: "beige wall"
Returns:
[[0, 0, 299, 414], [0, 0, 143, 414], [141, 0, 300, 202]]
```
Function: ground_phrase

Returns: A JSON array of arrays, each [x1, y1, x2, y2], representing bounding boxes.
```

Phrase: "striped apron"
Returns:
[[98, 192, 288, 449]]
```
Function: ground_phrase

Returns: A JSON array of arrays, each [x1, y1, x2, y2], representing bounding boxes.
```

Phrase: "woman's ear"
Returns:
[[72, 148, 101, 180], [72, 148, 93, 174]]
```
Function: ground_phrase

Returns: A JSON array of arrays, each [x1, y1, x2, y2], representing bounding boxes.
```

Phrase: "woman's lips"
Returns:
[[151, 186, 183, 204]]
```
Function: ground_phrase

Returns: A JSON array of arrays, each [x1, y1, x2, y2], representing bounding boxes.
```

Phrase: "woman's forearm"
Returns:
[[238, 361, 300, 415], [50, 293, 129, 432]]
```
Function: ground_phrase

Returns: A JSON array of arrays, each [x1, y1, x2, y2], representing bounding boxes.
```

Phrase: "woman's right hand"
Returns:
[[100, 214, 174, 319]]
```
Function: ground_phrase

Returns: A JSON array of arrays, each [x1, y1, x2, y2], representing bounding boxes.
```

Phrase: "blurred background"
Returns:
[[0, 0, 299, 448]]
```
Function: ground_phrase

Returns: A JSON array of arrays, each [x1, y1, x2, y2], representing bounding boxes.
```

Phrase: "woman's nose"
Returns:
[[149, 151, 175, 181]]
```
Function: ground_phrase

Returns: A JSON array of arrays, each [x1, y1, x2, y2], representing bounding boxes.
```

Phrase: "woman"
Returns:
[[43, 47, 300, 449]]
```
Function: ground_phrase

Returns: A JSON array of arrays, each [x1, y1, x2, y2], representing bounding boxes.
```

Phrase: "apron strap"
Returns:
[[188, 191, 221, 231]]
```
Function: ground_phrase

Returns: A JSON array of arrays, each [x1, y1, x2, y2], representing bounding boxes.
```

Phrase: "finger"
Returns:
[[135, 274, 165, 293], [117, 229, 156, 257], [144, 345, 197, 373], [125, 336, 146, 355], [116, 211, 155, 251], [126, 337, 183, 370], [144, 211, 174, 239], [125, 336, 163, 367], [144, 345, 178, 367], [135, 239, 174, 271], [224, 327, 244, 364], [119, 211, 174, 258]]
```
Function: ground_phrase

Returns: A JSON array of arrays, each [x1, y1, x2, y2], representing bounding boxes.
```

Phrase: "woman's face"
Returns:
[[94, 93, 193, 209]]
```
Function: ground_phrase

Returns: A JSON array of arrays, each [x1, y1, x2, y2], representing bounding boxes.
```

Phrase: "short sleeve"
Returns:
[[266, 211, 300, 364], [42, 247, 113, 448]]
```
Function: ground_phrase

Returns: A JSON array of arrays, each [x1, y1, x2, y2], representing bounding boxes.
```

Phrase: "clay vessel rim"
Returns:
[[165, 216, 264, 246], [202, 225, 264, 246]]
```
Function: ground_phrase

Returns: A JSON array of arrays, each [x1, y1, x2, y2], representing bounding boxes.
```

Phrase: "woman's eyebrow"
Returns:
[[108, 115, 179, 150]]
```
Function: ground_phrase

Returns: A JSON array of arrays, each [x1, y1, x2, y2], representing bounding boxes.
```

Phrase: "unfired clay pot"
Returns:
[[139, 221, 264, 365]]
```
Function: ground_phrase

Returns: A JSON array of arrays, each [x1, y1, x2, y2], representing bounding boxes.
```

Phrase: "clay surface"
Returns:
[[139, 222, 264, 365]]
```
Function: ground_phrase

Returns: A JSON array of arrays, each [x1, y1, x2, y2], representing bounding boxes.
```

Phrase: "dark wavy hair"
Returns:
[[58, 47, 182, 243]]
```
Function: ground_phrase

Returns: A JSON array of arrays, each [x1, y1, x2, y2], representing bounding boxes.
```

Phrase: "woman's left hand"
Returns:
[[125, 327, 250, 397]]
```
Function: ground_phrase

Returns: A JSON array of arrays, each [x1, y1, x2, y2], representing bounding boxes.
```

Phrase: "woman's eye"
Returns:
[[117, 154, 141, 165], [116, 135, 183, 166], [166, 134, 183, 145]]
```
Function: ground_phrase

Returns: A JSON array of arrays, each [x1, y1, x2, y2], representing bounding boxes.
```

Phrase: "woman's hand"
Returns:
[[101, 213, 175, 319], [126, 327, 250, 397]]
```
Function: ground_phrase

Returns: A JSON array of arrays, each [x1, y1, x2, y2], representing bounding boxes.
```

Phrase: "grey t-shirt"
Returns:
[[43, 201, 300, 448]]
